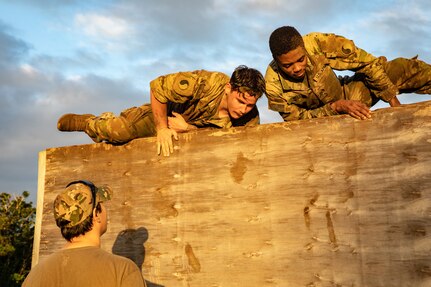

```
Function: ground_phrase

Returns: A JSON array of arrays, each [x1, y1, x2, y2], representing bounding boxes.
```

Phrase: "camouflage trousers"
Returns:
[[341, 56, 431, 106], [85, 104, 157, 144]]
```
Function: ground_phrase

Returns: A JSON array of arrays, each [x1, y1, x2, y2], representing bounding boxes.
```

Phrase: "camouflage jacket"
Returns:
[[265, 32, 398, 121], [150, 70, 259, 128]]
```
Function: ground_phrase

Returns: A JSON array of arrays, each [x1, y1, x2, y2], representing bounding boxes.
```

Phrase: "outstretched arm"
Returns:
[[150, 91, 178, 156]]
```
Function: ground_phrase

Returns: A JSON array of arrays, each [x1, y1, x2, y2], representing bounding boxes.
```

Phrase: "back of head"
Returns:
[[269, 26, 304, 58], [230, 65, 266, 99], [54, 180, 112, 241]]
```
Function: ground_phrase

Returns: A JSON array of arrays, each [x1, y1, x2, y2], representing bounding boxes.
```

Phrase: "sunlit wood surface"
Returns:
[[34, 101, 431, 287]]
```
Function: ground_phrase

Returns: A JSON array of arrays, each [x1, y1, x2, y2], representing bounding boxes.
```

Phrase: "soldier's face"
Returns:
[[275, 46, 307, 80], [226, 84, 257, 119]]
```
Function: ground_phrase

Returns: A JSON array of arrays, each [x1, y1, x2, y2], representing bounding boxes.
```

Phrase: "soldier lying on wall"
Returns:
[[58, 65, 265, 156], [265, 26, 431, 121]]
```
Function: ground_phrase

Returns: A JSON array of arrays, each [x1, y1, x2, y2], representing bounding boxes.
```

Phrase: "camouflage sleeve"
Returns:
[[265, 63, 338, 122], [304, 32, 398, 102], [356, 56, 399, 101], [150, 71, 201, 104], [277, 104, 337, 122]]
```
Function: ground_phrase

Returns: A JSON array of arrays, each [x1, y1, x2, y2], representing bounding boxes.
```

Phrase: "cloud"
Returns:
[[0, 66, 146, 199], [0, 20, 147, 198], [29, 49, 105, 74], [75, 13, 132, 39], [0, 21, 31, 67], [340, 1, 431, 59]]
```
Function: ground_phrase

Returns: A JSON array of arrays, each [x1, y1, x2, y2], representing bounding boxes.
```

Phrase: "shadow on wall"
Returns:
[[112, 227, 164, 287]]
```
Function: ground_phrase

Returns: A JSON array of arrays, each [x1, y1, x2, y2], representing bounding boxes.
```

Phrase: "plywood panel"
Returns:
[[35, 101, 431, 287]]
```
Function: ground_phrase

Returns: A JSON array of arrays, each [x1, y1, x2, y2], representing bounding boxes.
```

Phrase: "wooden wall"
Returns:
[[34, 101, 431, 287]]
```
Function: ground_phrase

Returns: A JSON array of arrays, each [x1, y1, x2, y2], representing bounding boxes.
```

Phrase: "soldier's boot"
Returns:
[[57, 113, 94, 131]]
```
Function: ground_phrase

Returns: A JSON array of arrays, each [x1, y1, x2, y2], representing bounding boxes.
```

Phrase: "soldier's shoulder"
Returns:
[[265, 60, 279, 78], [205, 70, 230, 83], [191, 69, 228, 79], [305, 32, 355, 58], [304, 32, 352, 46]]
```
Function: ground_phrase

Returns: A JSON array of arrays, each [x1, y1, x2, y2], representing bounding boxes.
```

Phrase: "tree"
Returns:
[[0, 191, 36, 287]]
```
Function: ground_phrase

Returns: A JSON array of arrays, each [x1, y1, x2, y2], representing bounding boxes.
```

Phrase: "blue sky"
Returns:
[[1, 0, 431, 203]]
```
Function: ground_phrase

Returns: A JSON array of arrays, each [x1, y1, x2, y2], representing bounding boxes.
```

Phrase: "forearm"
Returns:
[[279, 103, 337, 122], [324, 38, 398, 102], [357, 57, 399, 102], [150, 91, 168, 130], [185, 124, 197, 132]]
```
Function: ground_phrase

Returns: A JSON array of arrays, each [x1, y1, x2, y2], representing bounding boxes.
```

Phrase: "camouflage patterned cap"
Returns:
[[53, 180, 112, 227]]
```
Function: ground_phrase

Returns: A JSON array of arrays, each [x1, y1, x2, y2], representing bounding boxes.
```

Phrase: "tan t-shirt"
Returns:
[[22, 246, 147, 287]]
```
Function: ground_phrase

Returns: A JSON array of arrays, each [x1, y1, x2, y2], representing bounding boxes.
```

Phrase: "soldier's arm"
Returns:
[[150, 91, 178, 156], [276, 102, 337, 121], [150, 71, 204, 155], [305, 33, 398, 102], [168, 112, 197, 132], [265, 65, 338, 121], [267, 88, 340, 121], [353, 55, 398, 102], [276, 99, 372, 121]]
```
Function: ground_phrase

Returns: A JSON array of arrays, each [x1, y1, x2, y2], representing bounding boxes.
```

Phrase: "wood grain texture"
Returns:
[[34, 101, 431, 287]]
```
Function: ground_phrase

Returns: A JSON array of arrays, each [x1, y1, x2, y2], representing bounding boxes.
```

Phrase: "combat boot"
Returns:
[[57, 113, 94, 131]]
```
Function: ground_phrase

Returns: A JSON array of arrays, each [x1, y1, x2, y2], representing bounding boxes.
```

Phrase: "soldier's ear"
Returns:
[[92, 204, 102, 222], [225, 83, 232, 95], [92, 208, 98, 222]]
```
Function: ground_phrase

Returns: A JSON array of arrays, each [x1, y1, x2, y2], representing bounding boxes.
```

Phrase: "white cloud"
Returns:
[[75, 13, 132, 39], [20, 63, 38, 75], [66, 74, 83, 82]]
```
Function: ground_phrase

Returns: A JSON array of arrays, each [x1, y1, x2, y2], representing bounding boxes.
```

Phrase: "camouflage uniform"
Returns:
[[265, 32, 431, 121], [85, 70, 259, 144]]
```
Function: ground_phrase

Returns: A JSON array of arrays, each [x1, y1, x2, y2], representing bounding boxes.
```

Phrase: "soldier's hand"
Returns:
[[168, 112, 189, 132], [156, 127, 178, 156], [331, 100, 371, 120]]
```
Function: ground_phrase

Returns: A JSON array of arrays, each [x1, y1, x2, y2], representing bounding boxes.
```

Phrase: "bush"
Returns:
[[0, 191, 36, 287]]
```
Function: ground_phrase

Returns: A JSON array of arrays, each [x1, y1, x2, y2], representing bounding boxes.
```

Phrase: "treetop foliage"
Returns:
[[0, 191, 36, 287]]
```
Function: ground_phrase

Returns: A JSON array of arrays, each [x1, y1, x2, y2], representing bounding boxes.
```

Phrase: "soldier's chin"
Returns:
[[230, 112, 241, 119], [292, 72, 305, 80]]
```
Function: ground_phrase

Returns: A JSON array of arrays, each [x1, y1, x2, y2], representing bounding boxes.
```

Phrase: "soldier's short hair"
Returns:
[[269, 26, 304, 58], [230, 65, 266, 99], [54, 180, 112, 241]]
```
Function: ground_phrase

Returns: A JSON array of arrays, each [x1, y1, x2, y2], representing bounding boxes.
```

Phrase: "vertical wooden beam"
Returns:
[[32, 150, 46, 267]]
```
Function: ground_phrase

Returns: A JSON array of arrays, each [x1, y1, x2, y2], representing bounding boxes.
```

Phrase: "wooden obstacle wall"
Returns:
[[34, 101, 431, 287]]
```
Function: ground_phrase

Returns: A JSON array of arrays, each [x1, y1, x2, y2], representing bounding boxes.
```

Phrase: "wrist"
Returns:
[[185, 124, 196, 131], [330, 102, 338, 113], [157, 126, 169, 132]]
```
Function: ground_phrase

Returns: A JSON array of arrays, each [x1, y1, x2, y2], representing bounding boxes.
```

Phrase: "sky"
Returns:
[[1, 0, 431, 204]]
